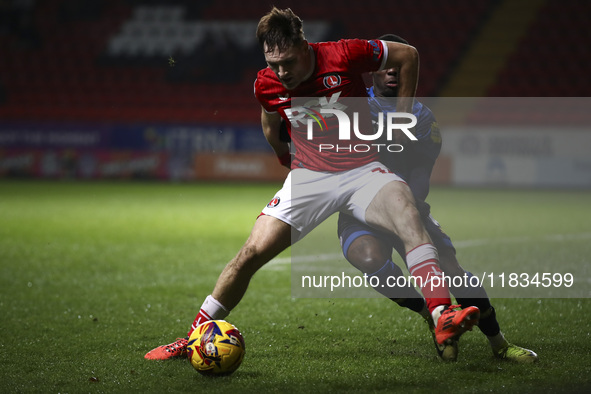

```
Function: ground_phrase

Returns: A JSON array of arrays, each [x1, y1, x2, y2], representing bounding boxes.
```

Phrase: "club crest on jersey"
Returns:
[[267, 197, 280, 208], [323, 74, 341, 88]]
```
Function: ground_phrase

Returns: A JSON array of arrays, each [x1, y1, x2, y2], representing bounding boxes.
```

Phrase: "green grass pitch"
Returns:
[[1, 180, 590, 393]]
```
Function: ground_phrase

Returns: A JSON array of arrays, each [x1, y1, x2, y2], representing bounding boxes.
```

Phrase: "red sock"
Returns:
[[187, 295, 229, 337], [188, 310, 213, 336], [406, 244, 451, 313]]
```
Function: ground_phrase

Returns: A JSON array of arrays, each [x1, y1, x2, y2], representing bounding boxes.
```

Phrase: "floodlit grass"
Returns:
[[0, 180, 590, 393]]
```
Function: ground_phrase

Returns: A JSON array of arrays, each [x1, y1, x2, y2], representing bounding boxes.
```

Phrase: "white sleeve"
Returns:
[[378, 40, 389, 71]]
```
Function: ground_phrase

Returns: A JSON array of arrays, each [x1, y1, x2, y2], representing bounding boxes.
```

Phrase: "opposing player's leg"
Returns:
[[361, 179, 479, 345], [426, 216, 537, 362], [338, 214, 457, 361], [145, 215, 293, 360], [438, 250, 538, 363], [338, 213, 424, 305], [439, 249, 537, 362]]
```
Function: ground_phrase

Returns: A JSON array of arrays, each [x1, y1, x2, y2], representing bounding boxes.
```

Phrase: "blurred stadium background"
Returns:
[[0, 0, 589, 186]]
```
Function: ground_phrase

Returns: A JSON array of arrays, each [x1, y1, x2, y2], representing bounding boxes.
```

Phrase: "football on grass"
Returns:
[[187, 320, 245, 376]]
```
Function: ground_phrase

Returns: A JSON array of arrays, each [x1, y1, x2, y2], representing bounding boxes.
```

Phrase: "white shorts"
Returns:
[[261, 161, 405, 242]]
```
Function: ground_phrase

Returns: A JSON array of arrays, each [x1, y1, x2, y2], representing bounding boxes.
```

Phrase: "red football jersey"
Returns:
[[254, 39, 388, 172]]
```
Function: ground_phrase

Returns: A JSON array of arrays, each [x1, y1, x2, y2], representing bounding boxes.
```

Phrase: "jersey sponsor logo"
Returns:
[[285, 93, 416, 154], [284, 92, 346, 128], [267, 197, 280, 208], [277, 94, 290, 101], [309, 108, 417, 142], [323, 74, 341, 89], [303, 107, 328, 131]]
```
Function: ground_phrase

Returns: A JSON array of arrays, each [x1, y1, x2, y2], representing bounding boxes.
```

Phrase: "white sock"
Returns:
[[188, 295, 230, 336], [488, 332, 508, 350], [203, 295, 229, 318], [431, 305, 446, 327]]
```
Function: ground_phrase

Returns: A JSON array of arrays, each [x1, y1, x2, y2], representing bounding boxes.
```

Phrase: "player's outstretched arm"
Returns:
[[382, 41, 419, 113]]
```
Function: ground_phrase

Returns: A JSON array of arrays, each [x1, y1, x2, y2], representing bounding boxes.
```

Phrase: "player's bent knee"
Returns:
[[350, 253, 389, 275], [346, 236, 391, 274]]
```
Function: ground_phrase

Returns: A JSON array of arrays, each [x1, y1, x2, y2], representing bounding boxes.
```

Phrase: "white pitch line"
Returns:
[[267, 253, 343, 266], [454, 232, 591, 248], [263, 232, 591, 270]]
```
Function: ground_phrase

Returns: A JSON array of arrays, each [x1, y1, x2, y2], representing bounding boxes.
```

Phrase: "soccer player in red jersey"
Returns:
[[145, 8, 479, 361]]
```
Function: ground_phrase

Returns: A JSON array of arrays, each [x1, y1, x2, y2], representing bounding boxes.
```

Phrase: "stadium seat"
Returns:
[[2, 0, 588, 125]]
